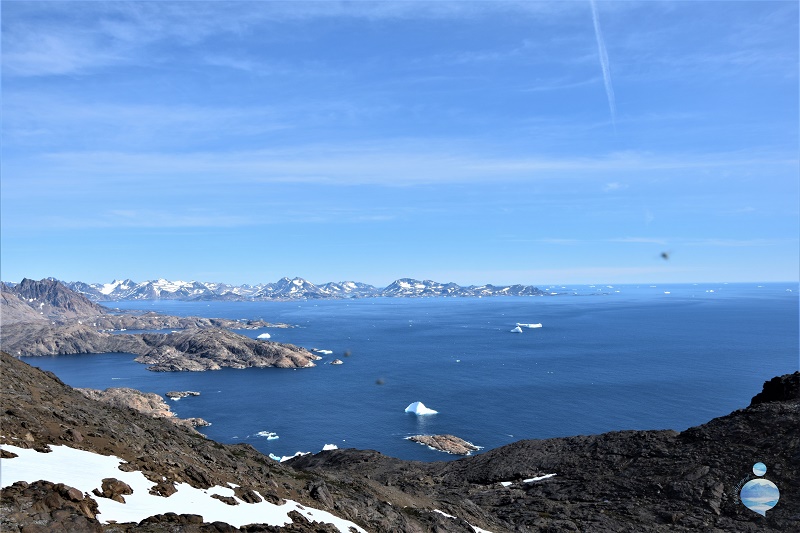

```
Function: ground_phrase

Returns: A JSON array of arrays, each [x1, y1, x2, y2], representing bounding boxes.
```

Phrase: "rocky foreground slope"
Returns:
[[1, 351, 797, 532]]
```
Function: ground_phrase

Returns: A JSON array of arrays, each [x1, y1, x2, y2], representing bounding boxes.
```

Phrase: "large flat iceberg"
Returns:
[[257, 333, 271, 339], [405, 401, 438, 415]]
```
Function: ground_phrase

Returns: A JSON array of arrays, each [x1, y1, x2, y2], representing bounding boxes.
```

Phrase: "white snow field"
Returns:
[[0, 444, 365, 532]]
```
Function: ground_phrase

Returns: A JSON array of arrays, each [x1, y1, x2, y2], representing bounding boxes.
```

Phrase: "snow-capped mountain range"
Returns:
[[40, 277, 546, 301]]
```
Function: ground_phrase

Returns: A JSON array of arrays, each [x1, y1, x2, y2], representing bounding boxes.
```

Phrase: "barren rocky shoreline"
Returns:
[[0, 279, 318, 372], [1, 351, 797, 532]]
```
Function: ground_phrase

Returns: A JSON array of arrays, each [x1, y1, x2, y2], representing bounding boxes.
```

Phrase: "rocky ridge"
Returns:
[[3, 278, 107, 320], [40, 276, 547, 301]]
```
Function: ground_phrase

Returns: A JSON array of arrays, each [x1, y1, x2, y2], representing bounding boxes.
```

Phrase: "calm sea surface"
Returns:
[[24, 283, 799, 462]]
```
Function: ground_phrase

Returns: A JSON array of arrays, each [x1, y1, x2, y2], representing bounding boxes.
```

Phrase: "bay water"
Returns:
[[24, 283, 798, 462]]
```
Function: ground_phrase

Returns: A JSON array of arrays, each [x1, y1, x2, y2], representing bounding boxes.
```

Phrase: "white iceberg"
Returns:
[[516, 323, 542, 329], [312, 349, 333, 355], [322, 444, 338, 451], [510, 326, 523, 333], [257, 333, 271, 339], [405, 401, 438, 415], [255, 431, 279, 440]]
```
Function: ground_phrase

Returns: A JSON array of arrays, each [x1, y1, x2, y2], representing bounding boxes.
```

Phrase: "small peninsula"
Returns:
[[408, 435, 481, 455]]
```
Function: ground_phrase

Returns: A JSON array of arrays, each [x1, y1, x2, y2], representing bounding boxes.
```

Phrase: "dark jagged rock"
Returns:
[[750, 371, 800, 405]]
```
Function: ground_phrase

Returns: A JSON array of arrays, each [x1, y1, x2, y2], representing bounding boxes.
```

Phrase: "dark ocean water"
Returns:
[[23, 283, 798, 462]]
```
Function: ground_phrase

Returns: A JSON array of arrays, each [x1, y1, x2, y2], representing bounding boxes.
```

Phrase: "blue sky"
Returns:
[[2, 1, 798, 286]]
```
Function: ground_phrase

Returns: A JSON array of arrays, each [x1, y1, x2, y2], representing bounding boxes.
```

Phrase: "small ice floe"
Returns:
[[322, 444, 338, 451], [257, 333, 271, 339], [516, 323, 542, 329], [255, 431, 279, 440], [312, 349, 333, 355], [664, 291, 671, 294], [510, 326, 523, 333], [405, 401, 438, 415]]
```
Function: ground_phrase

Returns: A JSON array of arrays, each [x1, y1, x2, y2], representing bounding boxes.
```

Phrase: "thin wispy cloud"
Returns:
[[521, 76, 601, 92], [5, 145, 791, 194], [589, 0, 617, 129], [683, 238, 794, 248], [603, 182, 628, 192], [608, 237, 669, 245]]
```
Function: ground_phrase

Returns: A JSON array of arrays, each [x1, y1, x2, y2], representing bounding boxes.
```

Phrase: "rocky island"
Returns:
[[407, 435, 481, 456], [165, 391, 200, 399]]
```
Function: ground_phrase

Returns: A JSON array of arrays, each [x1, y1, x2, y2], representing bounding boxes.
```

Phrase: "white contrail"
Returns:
[[590, 0, 616, 129]]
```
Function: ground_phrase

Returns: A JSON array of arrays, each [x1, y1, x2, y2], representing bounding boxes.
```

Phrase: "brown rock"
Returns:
[[408, 434, 481, 455], [92, 478, 133, 503], [149, 480, 178, 497], [211, 494, 239, 506]]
